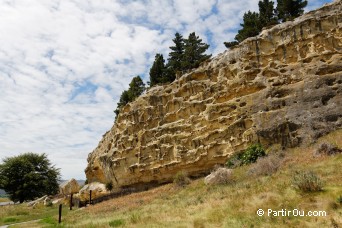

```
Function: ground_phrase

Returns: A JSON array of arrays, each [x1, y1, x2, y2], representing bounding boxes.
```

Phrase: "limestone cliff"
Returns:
[[86, 0, 342, 189]]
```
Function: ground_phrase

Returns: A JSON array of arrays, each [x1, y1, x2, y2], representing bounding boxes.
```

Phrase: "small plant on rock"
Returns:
[[292, 170, 324, 192], [106, 182, 114, 192]]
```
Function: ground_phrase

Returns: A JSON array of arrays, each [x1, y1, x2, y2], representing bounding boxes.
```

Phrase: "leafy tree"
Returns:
[[149, 53, 166, 86], [277, 0, 308, 22], [114, 76, 145, 117], [0, 153, 60, 203], [166, 32, 185, 79], [182, 32, 211, 70], [235, 11, 262, 42], [259, 0, 278, 26]]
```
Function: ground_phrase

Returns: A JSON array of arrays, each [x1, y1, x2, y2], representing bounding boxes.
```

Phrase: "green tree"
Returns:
[[114, 90, 130, 117], [114, 76, 145, 117], [235, 11, 262, 42], [182, 32, 211, 70], [128, 76, 145, 100], [166, 32, 185, 79], [277, 0, 308, 22], [149, 53, 166, 86], [259, 0, 278, 26], [0, 153, 60, 203]]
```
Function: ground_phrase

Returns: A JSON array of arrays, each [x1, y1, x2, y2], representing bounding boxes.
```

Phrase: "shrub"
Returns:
[[109, 219, 124, 227], [337, 195, 342, 205], [226, 152, 244, 168], [241, 144, 266, 165], [173, 171, 191, 187], [106, 182, 113, 192], [292, 170, 324, 192], [313, 142, 342, 157], [226, 144, 266, 168], [248, 153, 282, 176]]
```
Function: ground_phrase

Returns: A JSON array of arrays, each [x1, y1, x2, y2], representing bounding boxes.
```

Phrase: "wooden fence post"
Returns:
[[89, 190, 92, 205], [70, 194, 73, 210], [58, 204, 62, 223]]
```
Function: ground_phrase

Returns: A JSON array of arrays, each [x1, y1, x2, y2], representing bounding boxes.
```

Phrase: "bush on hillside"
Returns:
[[248, 153, 283, 176], [313, 142, 342, 157], [292, 170, 324, 192], [226, 144, 266, 168], [106, 182, 113, 192], [173, 171, 191, 187]]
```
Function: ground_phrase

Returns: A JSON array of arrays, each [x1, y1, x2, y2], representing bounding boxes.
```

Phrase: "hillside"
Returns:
[[85, 0, 342, 191], [13, 129, 338, 227]]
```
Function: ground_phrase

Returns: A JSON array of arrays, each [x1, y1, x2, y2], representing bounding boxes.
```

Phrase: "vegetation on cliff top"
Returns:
[[115, 32, 210, 118], [225, 0, 308, 47]]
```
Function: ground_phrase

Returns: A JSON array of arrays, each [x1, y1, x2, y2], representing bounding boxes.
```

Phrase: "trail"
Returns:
[[0, 219, 41, 228]]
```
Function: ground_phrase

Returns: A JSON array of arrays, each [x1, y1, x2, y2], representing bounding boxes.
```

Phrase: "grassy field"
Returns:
[[0, 197, 10, 203], [1, 129, 341, 227]]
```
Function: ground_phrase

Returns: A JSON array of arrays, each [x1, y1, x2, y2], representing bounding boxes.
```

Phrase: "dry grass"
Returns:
[[57, 130, 342, 227], [0, 197, 10, 203], [2, 130, 342, 228]]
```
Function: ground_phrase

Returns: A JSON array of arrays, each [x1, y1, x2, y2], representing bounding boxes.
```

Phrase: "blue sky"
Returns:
[[0, 0, 333, 180]]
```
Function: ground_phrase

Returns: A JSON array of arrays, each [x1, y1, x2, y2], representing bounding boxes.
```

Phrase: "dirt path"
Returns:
[[0, 219, 41, 228]]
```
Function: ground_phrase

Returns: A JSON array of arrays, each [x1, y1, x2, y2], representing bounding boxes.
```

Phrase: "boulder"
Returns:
[[204, 168, 233, 185], [78, 182, 109, 201], [59, 178, 80, 195]]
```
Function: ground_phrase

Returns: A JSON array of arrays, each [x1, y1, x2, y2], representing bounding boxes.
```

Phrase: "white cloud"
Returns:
[[0, 0, 332, 180]]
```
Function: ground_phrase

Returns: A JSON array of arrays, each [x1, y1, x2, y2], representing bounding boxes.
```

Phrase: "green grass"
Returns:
[[0, 202, 70, 227], [108, 219, 124, 227]]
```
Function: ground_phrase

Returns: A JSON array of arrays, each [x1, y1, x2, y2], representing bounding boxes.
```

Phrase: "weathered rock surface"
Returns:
[[59, 178, 80, 195], [204, 168, 233, 185], [78, 182, 109, 201], [86, 0, 342, 190]]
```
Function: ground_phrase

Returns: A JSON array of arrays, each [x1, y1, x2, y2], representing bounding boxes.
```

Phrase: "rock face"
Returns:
[[86, 0, 342, 190]]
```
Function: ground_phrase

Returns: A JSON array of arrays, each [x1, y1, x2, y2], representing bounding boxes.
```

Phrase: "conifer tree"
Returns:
[[277, 0, 308, 22], [128, 76, 145, 100], [167, 32, 185, 78], [259, 0, 277, 26], [235, 11, 262, 43], [182, 32, 211, 71], [114, 76, 145, 117], [149, 53, 166, 86]]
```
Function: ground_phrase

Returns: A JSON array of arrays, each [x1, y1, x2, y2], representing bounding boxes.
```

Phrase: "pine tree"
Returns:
[[114, 90, 130, 117], [128, 76, 145, 100], [259, 0, 278, 27], [235, 11, 262, 42], [182, 32, 211, 71], [277, 0, 308, 22], [167, 32, 185, 78], [149, 53, 166, 86], [114, 76, 145, 118]]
